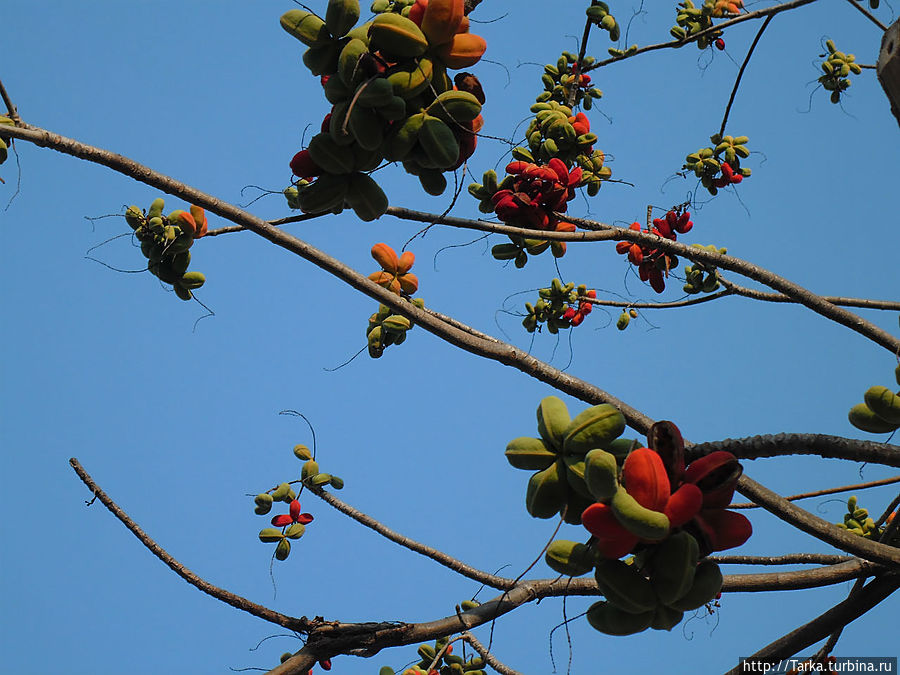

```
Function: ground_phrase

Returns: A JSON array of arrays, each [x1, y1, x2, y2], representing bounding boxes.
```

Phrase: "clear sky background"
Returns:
[[2, 1, 898, 674]]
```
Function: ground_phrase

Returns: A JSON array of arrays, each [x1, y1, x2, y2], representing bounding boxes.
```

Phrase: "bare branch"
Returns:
[[68, 458, 309, 631], [843, 0, 889, 30], [462, 631, 524, 675], [0, 78, 21, 124], [723, 573, 900, 673], [307, 484, 516, 590], [4, 123, 657, 435], [736, 475, 900, 566], [265, 646, 319, 675], [729, 475, 900, 509], [720, 277, 900, 311], [689, 434, 900, 468]]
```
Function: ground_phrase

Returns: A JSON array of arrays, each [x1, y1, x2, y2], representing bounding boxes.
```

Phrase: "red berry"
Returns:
[[715, 38, 725, 50]]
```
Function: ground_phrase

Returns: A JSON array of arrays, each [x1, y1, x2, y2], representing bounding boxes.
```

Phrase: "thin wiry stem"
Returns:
[[729, 475, 900, 509], [462, 632, 524, 675], [719, 16, 774, 138]]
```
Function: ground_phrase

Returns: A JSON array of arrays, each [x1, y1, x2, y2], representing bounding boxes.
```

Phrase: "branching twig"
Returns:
[[583, 0, 820, 71], [729, 475, 900, 509], [307, 485, 516, 590], [68, 458, 309, 631], [719, 16, 774, 138]]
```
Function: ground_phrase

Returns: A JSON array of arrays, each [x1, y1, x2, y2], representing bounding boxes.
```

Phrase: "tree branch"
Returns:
[[68, 458, 310, 631], [724, 573, 900, 674], [719, 277, 900, 311], [689, 434, 900, 468], [307, 484, 516, 590], [584, 0, 820, 71], [5, 123, 658, 435], [712, 554, 856, 566], [729, 475, 900, 509], [0, 78, 21, 124], [383, 206, 900, 354], [736, 474, 900, 566], [843, 0, 889, 31], [462, 631, 524, 675]]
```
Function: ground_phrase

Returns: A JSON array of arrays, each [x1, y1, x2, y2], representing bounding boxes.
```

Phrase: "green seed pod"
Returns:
[[254, 493, 274, 513], [650, 605, 684, 631], [180, 271, 206, 290], [272, 482, 291, 501], [536, 396, 571, 449], [545, 539, 596, 576], [610, 487, 670, 540], [584, 448, 620, 501], [311, 472, 333, 486], [668, 559, 723, 611], [285, 523, 306, 539], [275, 538, 291, 560], [864, 386, 900, 425], [561, 404, 626, 456], [147, 198, 165, 219], [460, 600, 480, 611], [586, 601, 654, 635], [293, 444, 312, 461], [525, 460, 566, 519], [649, 531, 700, 605], [505, 436, 557, 471], [329, 475, 345, 489], [594, 559, 659, 613], [302, 459, 320, 480], [259, 528, 285, 543]]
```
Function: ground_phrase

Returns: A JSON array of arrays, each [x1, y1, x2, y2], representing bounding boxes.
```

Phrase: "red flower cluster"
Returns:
[[582, 421, 752, 559], [616, 210, 692, 293], [491, 158, 581, 255], [561, 289, 596, 326], [714, 161, 744, 188], [271, 499, 314, 528]]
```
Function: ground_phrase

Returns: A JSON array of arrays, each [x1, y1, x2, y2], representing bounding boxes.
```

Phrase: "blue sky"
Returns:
[[2, 1, 898, 673]]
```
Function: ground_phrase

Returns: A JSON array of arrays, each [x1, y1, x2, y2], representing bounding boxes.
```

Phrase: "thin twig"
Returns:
[[720, 277, 900, 311], [723, 573, 900, 674], [68, 458, 309, 631], [307, 485, 516, 590], [842, 0, 889, 30], [0, 78, 21, 124], [736, 474, 900, 566], [584, 0, 820, 72], [565, 13, 594, 108], [206, 211, 327, 237], [729, 475, 900, 509], [719, 16, 774, 138], [462, 631, 524, 675]]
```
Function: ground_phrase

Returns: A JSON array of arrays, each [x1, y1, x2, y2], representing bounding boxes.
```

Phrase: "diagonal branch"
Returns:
[[5, 123, 657, 434], [736, 474, 900, 566], [383, 206, 900, 354], [729, 475, 900, 509], [689, 434, 900, 467], [719, 16, 774, 138], [585, 0, 820, 71], [719, 277, 900, 311], [68, 458, 310, 631], [723, 573, 900, 674], [843, 0, 889, 31], [307, 484, 516, 590]]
